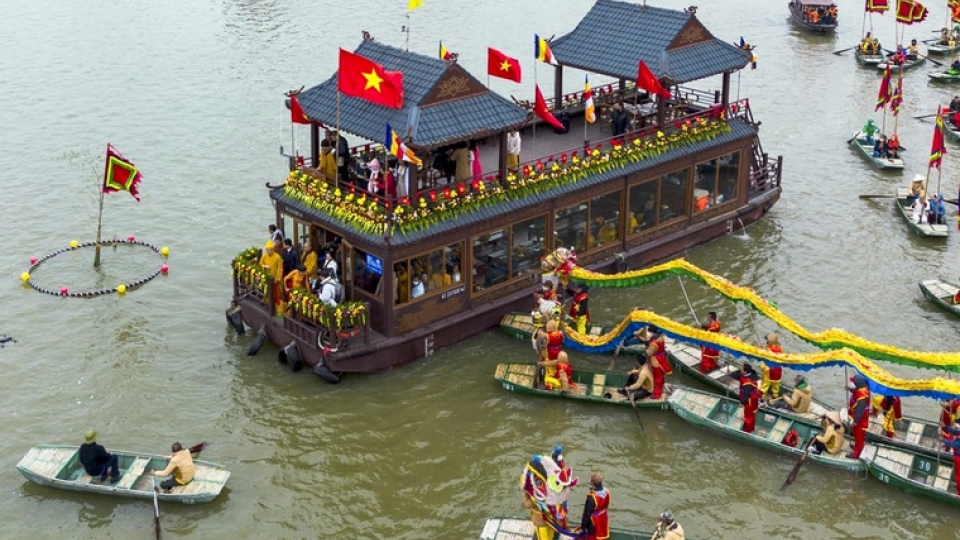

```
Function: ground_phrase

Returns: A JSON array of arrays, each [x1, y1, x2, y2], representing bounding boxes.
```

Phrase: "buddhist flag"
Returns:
[[290, 94, 310, 124], [866, 0, 890, 13], [584, 75, 595, 124], [534, 34, 557, 65], [739, 37, 757, 70], [931, 107, 947, 169], [385, 123, 423, 167], [488, 47, 522, 83], [337, 48, 404, 109], [408, 0, 423, 11], [102, 144, 142, 202], [637, 60, 671, 100], [439, 41, 451, 60], [895, 0, 928, 23], [876, 66, 891, 111], [534, 85, 564, 130]]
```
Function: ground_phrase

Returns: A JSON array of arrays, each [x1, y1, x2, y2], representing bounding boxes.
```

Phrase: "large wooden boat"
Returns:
[[895, 187, 949, 237], [16, 445, 229, 504], [788, 0, 838, 33], [231, 1, 782, 382], [862, 444, 960, 507], [919, 278, 960, 317], [849, 135, 904, 169], [494, 362, 672, 410], [479, 517, 683, 540], [669, 387, 866, 472]]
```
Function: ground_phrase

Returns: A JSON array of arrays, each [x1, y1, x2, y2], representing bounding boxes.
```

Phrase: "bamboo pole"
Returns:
[[93, 184, 105, 268]]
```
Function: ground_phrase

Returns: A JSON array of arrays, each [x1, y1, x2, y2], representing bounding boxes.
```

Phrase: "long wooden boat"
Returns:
[[479, 517, 681, 540], [788, 0, 838, 33], [923, 38, 960, 57], [499, 311, 647, 354], [894, 187, 949, 237], [16, 445, 230, 504], [669, 387, 866, 472], [862, 444, 960, 507], [855, 48, 884, 67], [919, 278, 960, 317], [877, 55, 927, 71], [849, 135, 904, 169], [939, 111, 960, 142], [494, 363, 672, 410], [231, 2, 782, 382], [928, 69, 960, 83]]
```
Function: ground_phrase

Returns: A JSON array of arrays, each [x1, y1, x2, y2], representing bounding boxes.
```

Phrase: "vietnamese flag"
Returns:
[[337, 48, 404, 109], [534, 85, 564, 130], [487, 47, 522, 83], [637, 60, 671, 100], [290, 94, 310, 124]]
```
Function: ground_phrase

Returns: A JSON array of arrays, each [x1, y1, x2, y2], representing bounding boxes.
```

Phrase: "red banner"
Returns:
[[337, 49, 404, 109]]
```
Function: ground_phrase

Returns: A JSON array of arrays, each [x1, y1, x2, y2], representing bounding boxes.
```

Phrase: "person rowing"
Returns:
[[651, 510, 685, 540]]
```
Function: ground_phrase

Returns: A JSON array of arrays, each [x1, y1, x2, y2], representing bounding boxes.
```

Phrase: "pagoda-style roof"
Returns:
[[297, 40, 529, 150], [550, 0, 751, 84]]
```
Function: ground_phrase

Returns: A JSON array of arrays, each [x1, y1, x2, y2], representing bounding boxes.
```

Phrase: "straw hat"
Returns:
[[84, 430, 96, 444], [825, 410, 842, 426], [911, 173, 925, 184]]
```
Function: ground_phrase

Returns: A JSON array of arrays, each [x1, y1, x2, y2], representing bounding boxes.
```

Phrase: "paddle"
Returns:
[[846, 131, 861, 144], [859, 193, 897, 199], [832, 46, 856, 55], [924, 55, 945, 67], [607, 339, 624, 371], [915, 113, 940, 119], [780, 445, 812, 490], [649, 524, 662, 540], [188, 442, 207, 457], [628, 390, 647, 436], [152, 476, 162, 540]]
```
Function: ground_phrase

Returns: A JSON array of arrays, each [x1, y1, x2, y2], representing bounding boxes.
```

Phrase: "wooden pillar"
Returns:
[[721, 71, 731, 107], [553, 66, 563, 110], [498, 131, 508, 184], [311, 123, 320, 167], [618, 78, 625, 102], [656, 87, 666, 127]]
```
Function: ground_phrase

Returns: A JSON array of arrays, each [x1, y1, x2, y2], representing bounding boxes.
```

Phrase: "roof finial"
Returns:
[[685, 5, 698, 14], [362, 30, 374, 42]]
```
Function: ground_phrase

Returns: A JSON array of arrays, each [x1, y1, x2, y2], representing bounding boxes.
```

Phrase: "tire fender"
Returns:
[[247, 327, 267, 356]]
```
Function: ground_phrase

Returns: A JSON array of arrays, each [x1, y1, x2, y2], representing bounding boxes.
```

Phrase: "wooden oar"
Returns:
[[832, 46, 857, 55], [915, 112, 940, 119], [924, 55, 945, 67], [152, 476, 162, 540], [859, 193, 897, 199], [846, 132, 861, 144], [780, 445, 812, 490], [607, 339, 624, 371], [649, 524, 662, 540], [188, 442, 207, 458], [628, 390, 647, 436]]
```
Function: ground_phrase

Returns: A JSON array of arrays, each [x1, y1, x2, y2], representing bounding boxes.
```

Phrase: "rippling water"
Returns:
[[2, 0, 960, 538]]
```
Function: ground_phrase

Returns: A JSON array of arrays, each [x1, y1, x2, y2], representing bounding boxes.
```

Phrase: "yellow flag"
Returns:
[[408, 0, 423, 10]]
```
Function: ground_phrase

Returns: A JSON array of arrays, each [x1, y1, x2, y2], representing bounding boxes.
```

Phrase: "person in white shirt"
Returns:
[[506, 131, 521, 173], [317, 268, 338, 307], [411, 275, 425, 298], [321, 251, 339, 282]]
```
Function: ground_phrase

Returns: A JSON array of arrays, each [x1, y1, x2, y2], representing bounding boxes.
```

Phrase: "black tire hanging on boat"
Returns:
[[280, 342, 303, 372], [313, 362, 341, 384], [247, 327, 267, 356], [225, 306, 245, 335]]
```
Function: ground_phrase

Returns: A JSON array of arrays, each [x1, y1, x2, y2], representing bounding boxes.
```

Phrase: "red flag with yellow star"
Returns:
[[102, 144, 142, 202], [337, 49, 404, 108], [487, 47, 522, 83]]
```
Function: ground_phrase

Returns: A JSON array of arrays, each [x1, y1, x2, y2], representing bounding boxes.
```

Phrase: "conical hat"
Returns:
[[911, 173, 925, 184], [826, 410, 842, 426]]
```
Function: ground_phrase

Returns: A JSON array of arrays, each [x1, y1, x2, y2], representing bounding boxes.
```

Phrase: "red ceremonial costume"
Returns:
[[700, 319, 721, 373], [584, 489, 610, 540], [649, 336, 672, 399], [739, 375, 759, 433], [850, 382, 871, 458], [941, 398, 960, 447], [546, 331, 564, 361]]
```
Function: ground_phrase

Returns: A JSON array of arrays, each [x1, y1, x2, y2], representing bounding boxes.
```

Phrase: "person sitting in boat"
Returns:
[[872, 135, 888, 158], [79, 430, 120, 483], [653, 510, 685, 540], [886, 133, 900, 159], [941, 27, 952, 46], [810, 411, 846, 456], [699, 311, 721, 373], [951, 109, 960, 130], [870, 37, 881, 55], [860, 33, 873, 53], [889, 48, 906, 66], [770, 374, 812, 414], [808, 8, 820, 24], [907, 174, 926, 203], [618, 352, 654, 401], [906, 39, 920, 61], [738, 363, 761, 433], [951, 96, 960, 113], [152, 442, 196, 493], [824, 5, 837, 24], [912, 195, 929, 224], [952, 58, 960, 73], [928, 194, 947, 225], [861, 119, 879, 144], [542, 351, 572, 392]]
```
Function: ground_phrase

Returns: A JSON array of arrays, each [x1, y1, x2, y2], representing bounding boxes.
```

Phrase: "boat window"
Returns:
[[391, 242, 465, 302], [628, 180, 659, 234], [660, 168, 689, 223], [555, 204, 588, 253], [717, 152, 740, 204], [694, 159, 719, 212], [472, 228, 510, 292], [351, 248, 382, 298], [590, 191, 621, 249], [512, 216, 546, 278], [394, 261, 411, 305]]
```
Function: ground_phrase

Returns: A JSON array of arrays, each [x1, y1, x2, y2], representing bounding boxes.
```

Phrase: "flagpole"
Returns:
[[93, 183, 105, 268], [335, 90, 342, 183], [533, 61, 538, 155]]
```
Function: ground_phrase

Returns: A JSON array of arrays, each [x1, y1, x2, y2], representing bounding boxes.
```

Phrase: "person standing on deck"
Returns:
[[319, 139, 337, 180], [644, 326, 673, 400], [567, 283, 590, 334], [299, 241, 318, 284], [610, 102, 629, 138], [847, 374, 871, 458], [940, 397, 960, 448], [943, 421, 960, 496], [738, 363, 760, 433], [872, 395, 903, 438], [759, 334, 783, 402], [699, 311, 721, 373], [451, 142, 470, 182], [506, 130, 521, 173], [578, 472, 610, 540], [259, 241, 284, 315]]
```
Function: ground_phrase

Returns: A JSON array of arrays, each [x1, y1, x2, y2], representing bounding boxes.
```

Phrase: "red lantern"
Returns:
[[536, 160, 544, 172], [400, 196, 411, 206], [472, 178, 481, 191], [457, 183, 468, 195], [428, 190, 438, 203], [523, 165, 531, 176], [560, 153, 567, 164]]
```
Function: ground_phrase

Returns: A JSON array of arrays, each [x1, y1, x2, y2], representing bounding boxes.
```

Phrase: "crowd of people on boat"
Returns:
[[801, 4, 836, 25], [859, 32, 881, 56], [259, 224, 343, 316], [906, 175, 948, 225]]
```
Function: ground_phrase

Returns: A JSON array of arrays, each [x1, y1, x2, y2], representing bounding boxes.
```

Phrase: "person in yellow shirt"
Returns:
[[430, 265, 452, 291], [597, 219, 618, 245], [320, 139, 337, 181], [259, 242, 284, 314], [284, 264, 307, 296], [810, 411, 846, 456], [299, 240, 318, 279], [152, 442, 196, 492]]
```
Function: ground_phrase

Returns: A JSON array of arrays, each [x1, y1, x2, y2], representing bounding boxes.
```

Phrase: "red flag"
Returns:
[[487, 48, 522, 83], [932, 106, 947, 169], [876, 66, 891, 111], [534, 85, 564, 130], [866, 0, 890, 13], [337, 49, 404, 108], [890, 70, 903, 116], [290, 94, 310, 124], [895, 0, 928, 23], [637, 60, 671, 100], [102, 144, 142, 202]]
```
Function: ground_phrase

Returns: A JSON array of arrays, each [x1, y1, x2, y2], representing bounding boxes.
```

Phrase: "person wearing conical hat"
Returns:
[[907, 174, 926, 203], [259, 241, 284, 315], [811, 411, 846, 456], [698, 311, 721, 374], [578, 472, 610, 540]]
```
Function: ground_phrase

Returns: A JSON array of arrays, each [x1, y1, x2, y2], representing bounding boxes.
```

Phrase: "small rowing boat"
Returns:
[[862, 443, 960, 507], [16, 445, 230, 504], [494, 363, 672, 410], [894, 187, 949, 237], [923, 37, 960, 57], [877, 55, 927, 72], [928, 69, 960, 83], [788, 0, 838, 33], [919, 278, 960, 317], [669, 387, 866, 472], [849, 134, 904, 169], [938, 111, 960, 142], [479, 516, 681, 540], [855, 48, 884, 66], [499, 311, 646, 354]]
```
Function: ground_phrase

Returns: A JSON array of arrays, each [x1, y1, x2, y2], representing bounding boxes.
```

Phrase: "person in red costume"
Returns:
[[738, 363, 760, 433], [567, 282, 590, 334], [759, 333, 784, 402], [579, 472, 610, 540], [940, 397, 960, 449], [943, 421, 960, 496], [847, 374, 871, 458], [643, 326, 673, 399], [699, 311, 721, 373], [873, 395, 903, 438]]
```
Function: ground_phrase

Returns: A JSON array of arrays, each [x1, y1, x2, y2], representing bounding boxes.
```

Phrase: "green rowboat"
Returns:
[[500, 311, 646, 354], [669, 387, 866, 472], [849, 135, 904, 169], [895, 187, 949, 237], [855, 48, 884, 67], [877, 55, 926, 71], [919, 278, 960, 317], [494, 363, 672, 410], [479, 517, 683, 540], [923, 38, 960, 56], [862, 444, 960, 507], [17, 445, 230, 504], [928, 69, 960, 83]]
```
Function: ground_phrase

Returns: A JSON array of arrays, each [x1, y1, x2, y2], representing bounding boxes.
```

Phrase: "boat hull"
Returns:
[[877, 56, 926, 71], [895, 188, 949, 237], [855, 49, 884, 66], [928, 71, 960, 83], [862, 444, 960, 507], [494, 363, 672, 410], [788, 2, 837, 33], [924, 38, 960, 56], [849, 136, 904, 169], [919, 279, 960, 317], [479, 517, 671, 540]]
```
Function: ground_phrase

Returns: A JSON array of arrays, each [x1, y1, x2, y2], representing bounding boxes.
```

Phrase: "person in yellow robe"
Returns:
[[320, 139, 337, 180], [299, 241, 318, 279], [259, 242, 284, 314]]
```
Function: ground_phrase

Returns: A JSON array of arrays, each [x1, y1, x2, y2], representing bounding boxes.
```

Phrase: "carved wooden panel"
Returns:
[[421, 64, 488, 107], [668, 17, 714, 49]]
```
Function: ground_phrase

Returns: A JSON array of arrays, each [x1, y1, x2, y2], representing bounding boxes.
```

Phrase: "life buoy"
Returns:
[[247, 327, 267, 356], [313, 362, 341, 384], [782, 429, 799, 448], [278, 342, 303, 372], [225, 306, 245, 335]]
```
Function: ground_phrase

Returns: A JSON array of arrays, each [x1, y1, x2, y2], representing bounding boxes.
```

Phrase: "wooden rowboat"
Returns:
[[877, 55, 927, 71], [500, 312, 646, 354], [855, 48, 884, 67], [895, 187, 949, 237], [494, 363, 672, 410], [479, 516, 679, 540], [923, 38, 960, 57], [919, 278, 960, 317], [928, 70, 960, 83], [939, 112, 960, 142], [669, 387, 866, 472], [16, 445, 230, 504], [788, 0, 837, 34], [862, 444, 960, 507], [849, 135, 904, 169]]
